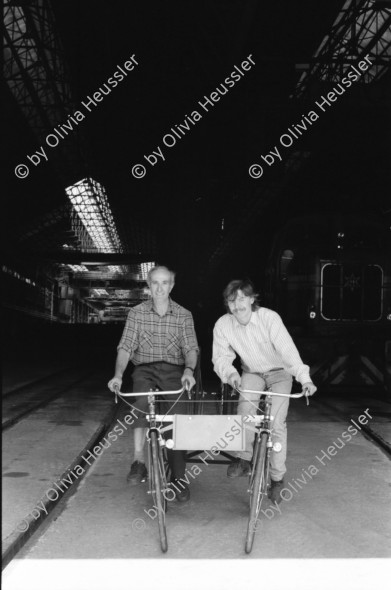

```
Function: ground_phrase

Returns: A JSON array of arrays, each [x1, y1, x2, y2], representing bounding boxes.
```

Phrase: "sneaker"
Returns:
[[227, 458, 251, 478], [126, 460, 148, 485], [268, 479, 286, 504]]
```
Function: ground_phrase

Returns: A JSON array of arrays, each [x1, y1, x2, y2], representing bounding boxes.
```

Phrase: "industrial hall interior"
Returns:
[[2, 1, 391, 589]]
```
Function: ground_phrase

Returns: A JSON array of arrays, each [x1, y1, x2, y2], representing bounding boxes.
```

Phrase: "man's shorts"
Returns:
[[128, 361, 190, 428]]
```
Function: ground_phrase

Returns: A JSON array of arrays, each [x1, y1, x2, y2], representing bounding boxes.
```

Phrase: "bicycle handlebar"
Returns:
[[113, 386, 186, 398], [236, 387, 312, 406], [236, 388, 308, 399]]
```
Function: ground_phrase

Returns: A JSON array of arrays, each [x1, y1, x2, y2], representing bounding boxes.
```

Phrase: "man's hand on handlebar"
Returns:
[[228, 371, 241, 390], [181, 373, 195, 391], [108, 377, 122, 393], [302, 382, 317, 396]]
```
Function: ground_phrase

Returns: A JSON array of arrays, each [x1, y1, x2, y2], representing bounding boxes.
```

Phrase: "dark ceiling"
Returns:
[[3, 0, 391, 305]]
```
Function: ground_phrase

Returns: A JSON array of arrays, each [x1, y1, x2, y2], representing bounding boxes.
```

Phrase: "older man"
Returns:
[[212, 279, 316, 504], [108, 265, 198, 502]]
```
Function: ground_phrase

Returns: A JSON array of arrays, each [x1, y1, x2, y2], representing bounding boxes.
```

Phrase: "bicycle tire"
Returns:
[[150, 431, 168, 552], [245, 432, 268, 554], [164, 447, 172, 484]]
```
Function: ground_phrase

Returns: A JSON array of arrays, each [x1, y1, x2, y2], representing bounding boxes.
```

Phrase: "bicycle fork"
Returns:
[[248, 427, 273, 494]]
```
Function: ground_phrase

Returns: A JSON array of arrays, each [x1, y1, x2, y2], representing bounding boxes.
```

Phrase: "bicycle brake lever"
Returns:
[[184, 384, 192, 399]]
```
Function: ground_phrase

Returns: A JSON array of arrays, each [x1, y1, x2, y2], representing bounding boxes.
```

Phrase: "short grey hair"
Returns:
[[147, 265, 176, 286]]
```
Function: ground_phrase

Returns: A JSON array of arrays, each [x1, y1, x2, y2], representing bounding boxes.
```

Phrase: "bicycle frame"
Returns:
[[114, 386, 186, 552], [236, 388, 309, 554]]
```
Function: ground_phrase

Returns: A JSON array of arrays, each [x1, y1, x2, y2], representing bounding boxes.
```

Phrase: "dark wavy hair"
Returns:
[[223, 279, 260, 313]]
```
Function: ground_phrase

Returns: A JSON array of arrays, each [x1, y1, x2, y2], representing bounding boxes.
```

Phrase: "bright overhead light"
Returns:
[[67, 264, 89, 272], [65, 178, 123, 254], [92, 289, 109, 296]]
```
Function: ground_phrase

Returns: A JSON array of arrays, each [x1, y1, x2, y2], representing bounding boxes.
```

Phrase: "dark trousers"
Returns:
[[132, 362, 189, 482]]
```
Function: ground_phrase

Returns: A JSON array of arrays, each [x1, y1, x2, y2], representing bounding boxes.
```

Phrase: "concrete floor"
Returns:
[[12, 398, 391, 560], [3, 391, 391, 590], [315, 392, 391, 448], [2, 372, 113, 540], [2, 360, 72, 395]]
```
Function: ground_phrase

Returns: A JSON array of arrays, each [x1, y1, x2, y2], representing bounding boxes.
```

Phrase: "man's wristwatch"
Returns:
[[185, 366, 195, 373]]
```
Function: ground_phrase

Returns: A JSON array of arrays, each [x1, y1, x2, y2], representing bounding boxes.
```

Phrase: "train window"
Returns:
[[321, 264, 341, 320], [321, 263, 383, 321], [362, 265, 383, 321]]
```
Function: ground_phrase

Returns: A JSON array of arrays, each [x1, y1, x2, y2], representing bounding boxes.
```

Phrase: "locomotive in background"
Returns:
[[264, 213, 391, 394]]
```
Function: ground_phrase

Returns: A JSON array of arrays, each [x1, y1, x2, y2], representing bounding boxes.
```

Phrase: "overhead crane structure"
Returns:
[[294, 0, 391, 98], [206, 0, 391, 277], [3, 0, 87, 181]]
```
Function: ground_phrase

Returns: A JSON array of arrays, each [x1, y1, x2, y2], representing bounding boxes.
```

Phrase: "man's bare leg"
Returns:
[[133, 427, 147, 462], [127, 427, 148, 484]]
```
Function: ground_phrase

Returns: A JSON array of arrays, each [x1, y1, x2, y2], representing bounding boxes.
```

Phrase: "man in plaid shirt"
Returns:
[[108, 265, 198, 503]]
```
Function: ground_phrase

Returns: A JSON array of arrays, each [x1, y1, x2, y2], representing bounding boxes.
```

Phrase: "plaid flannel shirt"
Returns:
[[117, 298, 198, 365]]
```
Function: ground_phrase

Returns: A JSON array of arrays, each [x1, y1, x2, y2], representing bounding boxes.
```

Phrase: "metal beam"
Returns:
[[294, 0, 391, 97], [5, 250, 156, 265], [3, 0, 88, 180]]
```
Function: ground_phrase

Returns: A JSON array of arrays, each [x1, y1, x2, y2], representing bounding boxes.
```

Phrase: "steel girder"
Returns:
[[3, 0, 87, 180], [16, 203, 96, 253], [207, 1, 391, 274], [4, 0, 73, 139], [294, 0, 391, 98]]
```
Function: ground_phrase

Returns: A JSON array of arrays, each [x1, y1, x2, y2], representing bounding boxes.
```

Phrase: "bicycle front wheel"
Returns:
[[245, 432, 268, 554], [150, 431, 168, 552]]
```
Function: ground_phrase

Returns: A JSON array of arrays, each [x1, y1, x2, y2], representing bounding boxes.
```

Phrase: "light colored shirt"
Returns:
[[212, 307, 311, 385], [118, 298, 198, 365]]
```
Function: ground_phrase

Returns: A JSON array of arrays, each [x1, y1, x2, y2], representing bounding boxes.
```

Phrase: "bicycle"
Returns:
[[113, 384, 310, 554], [236, 387, 310, 554], [113, 385, 189, 553], [113, 384, 251, 551]]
